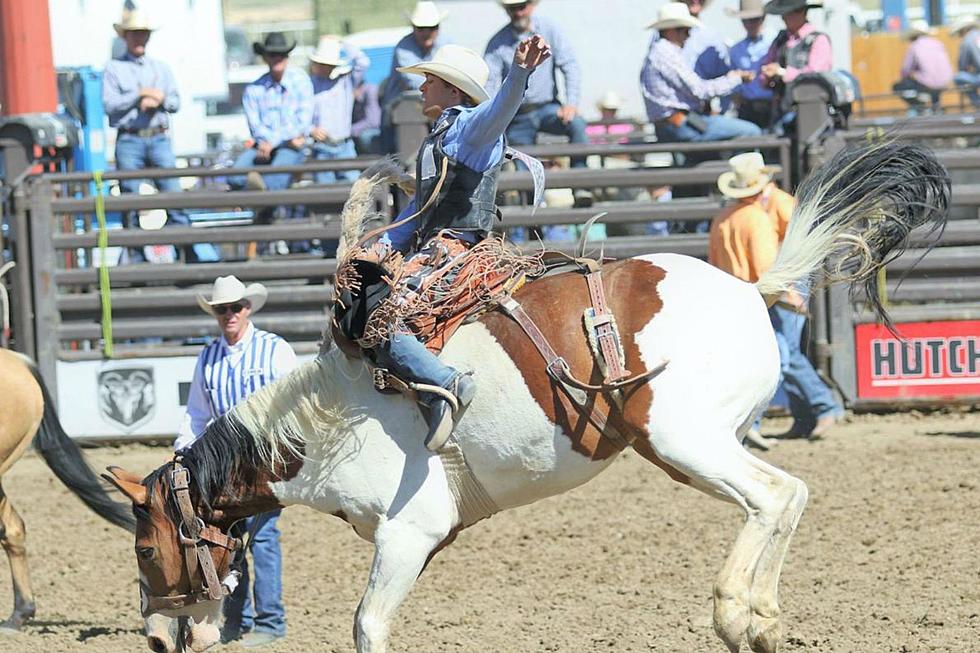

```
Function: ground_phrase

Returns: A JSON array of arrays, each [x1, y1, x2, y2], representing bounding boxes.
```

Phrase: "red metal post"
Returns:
[[0, 0, 58, 115]]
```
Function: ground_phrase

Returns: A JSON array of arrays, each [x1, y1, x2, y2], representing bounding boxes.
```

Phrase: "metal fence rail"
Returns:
[[3, 113, 978, 413]]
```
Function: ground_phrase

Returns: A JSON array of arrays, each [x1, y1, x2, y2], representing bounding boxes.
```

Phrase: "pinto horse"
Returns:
[[0, 349, 135, 631], [106, 142, 948, 653]]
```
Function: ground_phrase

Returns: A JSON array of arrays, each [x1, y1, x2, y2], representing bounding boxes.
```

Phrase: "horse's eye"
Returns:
[[137, 546, 156, 561]]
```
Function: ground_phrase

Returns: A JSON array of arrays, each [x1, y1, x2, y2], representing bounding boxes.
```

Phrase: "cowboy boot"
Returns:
[[424, 374, 477, 452]]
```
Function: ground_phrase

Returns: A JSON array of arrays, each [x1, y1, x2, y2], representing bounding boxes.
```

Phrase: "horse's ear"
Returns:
[[106, 465, 145, 484], [103, 467, 148, 506]]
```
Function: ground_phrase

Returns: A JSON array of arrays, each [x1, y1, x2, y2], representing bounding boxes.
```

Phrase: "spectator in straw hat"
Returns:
[[382, 2, 451, 109], [485, 0, 591, 178], [309, 35, 370, 183], [710, 153, 842, 443], [727, 0, 776, 129], [102, 9, 193, 261], [951, 15, 980, 107], [177, 275, 297, 647], [228, 33, 313, 198], [893, 20, 953, 114], [758, 0, 831, 127], [640, 3, 760, 147]]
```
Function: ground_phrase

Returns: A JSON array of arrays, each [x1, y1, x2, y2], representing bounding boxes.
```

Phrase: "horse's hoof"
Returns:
[[713, 596, 750, 653], [747, 615, 782, 653]]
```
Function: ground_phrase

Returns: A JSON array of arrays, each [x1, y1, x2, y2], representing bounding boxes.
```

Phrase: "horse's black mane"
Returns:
[[145, 413, 261, 512]]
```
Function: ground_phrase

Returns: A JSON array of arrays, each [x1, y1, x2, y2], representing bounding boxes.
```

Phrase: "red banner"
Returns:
[[855, 321, 980, 400]]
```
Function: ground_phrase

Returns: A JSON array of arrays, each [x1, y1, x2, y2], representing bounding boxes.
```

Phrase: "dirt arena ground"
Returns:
[[1, 411, 977, 653]]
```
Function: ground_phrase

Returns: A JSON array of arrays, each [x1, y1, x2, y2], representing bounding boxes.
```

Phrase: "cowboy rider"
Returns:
[[370, 35, 552, 452]]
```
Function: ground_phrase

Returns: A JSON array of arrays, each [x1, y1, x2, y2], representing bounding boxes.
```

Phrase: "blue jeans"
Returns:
[[769, 305, 843, 431], [227, 145, 305, 192], [373, 332, 457, 395], [506, 102, 589, 168], [312, 139, 359, 184], [223, 510, 286, 637], [654, 113, 762, 145], [114, 133, 190, 228], [954, 71, 980, 107]]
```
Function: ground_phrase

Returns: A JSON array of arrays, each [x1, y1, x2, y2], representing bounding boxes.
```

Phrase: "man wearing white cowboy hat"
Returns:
[[309, 35, 371, 183], [727, 0, 776, 129], [102, 9, 193, 260], [709, 154, 842, 442], [758, 0, 831, 125], [485, 0, 591, 175], [640, 3, 760, 146], [893, 20, 953, 114], [381, 2, 451, 112], [176, 275, 297, 647], [952, 15, 980, 107], [367, 35, 552, 451], [227, 33, 313, 201]]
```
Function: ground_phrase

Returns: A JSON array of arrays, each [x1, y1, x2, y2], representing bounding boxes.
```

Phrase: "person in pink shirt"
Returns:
[[893, 20, 954, 114], [758, 0, 831, 129]]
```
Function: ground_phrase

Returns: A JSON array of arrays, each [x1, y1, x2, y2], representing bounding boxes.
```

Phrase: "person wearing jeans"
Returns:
[[769, 296, 843, 438], [641, 3, 761, 148], [174, 276, 298, 648], [709, 153, 842, 448], [485, 1, 589, 170], [222, 510, 286, 644], [102, 10, 195, 262]]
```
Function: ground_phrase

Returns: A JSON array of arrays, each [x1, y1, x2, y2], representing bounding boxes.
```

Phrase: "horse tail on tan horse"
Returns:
[[0, 349, 135, 632], [108, 141, 948, 653]]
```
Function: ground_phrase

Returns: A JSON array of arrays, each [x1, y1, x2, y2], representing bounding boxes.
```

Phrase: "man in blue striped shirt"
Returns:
[[176, 275, 297, 648], [484, 1, 588, 169]]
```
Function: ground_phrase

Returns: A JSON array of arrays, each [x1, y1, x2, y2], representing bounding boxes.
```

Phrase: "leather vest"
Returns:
[[414, 108, 503, 244], [775, 29, 826, 73]]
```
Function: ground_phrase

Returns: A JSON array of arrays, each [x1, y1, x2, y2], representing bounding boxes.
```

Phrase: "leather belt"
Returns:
[[516, 102, 546, 115], [118, 126, 168, 137]]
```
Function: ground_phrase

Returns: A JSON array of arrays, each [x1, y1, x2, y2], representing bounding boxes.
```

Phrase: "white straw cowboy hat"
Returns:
[[196, 276, 268, 317], [397, 44, 490, 104], [949, 15, 978, 36], [113, 9, 156, 35], [309, 36, 352, 78], [647, 3, 702, 30], [408, 1, 448, 27], [726, 0, 766, 19], [499, 0, 537, 5], [596, 91, 623, 111], [717, 152, 777, 199], [906, 19, 936, 38]]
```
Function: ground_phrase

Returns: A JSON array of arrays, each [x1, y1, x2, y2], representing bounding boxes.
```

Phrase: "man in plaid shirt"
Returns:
[[228, 33, 313, 198]]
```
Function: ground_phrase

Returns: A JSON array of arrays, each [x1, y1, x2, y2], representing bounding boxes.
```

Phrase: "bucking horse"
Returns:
[[104, 141, 948, 653]]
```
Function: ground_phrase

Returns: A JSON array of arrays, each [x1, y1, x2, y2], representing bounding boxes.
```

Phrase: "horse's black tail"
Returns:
[[27, 364, 136, 533], [756, 140, 950, 332]]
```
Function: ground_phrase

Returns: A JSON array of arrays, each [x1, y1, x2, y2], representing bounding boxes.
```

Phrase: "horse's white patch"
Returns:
[[634, 254, 780, 442]]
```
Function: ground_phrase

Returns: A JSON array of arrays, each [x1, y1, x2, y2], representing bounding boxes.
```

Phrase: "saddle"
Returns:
[[332, 241, 668, 452]]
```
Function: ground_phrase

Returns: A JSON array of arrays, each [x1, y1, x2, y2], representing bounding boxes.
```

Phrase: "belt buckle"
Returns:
[[372, 367, 389, 391]]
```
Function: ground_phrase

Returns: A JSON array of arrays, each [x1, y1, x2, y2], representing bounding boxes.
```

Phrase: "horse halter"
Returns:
[[142, 460, 243, 616]]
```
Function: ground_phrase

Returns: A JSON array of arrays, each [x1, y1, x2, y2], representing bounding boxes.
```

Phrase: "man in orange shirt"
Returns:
[[710, 153, 842, 443]]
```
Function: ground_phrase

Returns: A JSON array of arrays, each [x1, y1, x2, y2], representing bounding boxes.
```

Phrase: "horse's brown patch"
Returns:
[[481, 258, 680, 472]]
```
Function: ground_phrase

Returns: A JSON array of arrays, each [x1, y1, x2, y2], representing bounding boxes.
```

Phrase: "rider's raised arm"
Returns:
[[455, 64, 531, 153], [455, 35, 552, 155]]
